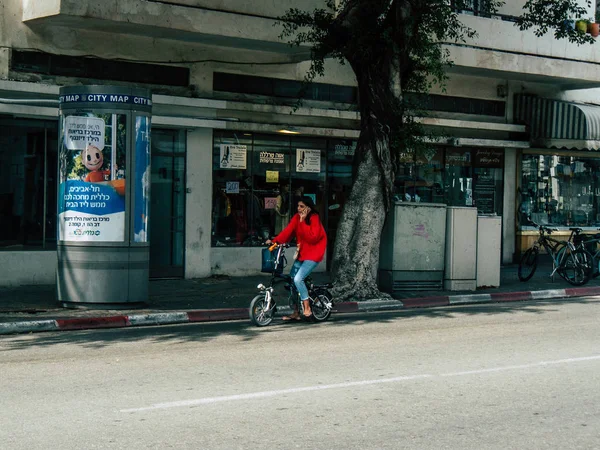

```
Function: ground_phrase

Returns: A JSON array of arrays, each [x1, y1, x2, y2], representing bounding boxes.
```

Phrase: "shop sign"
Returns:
[[259, 152, 285, 164], [474, 174, 497, 215], [446, 151, 471, 166], [296, 149, 321, 173], [220, 144, 247, 169], [474, 149, 504, 168], [334, 143, 355, 157]]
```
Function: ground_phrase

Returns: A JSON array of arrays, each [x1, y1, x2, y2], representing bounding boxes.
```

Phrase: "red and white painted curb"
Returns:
[[2, 286, 600, 335]]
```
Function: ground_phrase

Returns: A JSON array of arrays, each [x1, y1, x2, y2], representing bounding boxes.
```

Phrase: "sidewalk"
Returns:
[[2, 263, 600, 335]]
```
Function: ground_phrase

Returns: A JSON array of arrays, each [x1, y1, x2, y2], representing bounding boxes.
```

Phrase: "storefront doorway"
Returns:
[[149, 129, 186, 278]]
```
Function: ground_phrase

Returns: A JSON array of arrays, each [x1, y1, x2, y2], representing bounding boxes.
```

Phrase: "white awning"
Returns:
[[515, 94, 600, 150]]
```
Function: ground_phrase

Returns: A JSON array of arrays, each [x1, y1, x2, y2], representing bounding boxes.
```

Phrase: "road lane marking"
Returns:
[[121, 354, 600, 413], [120, 374, 433, 413], [440, 355, 600, 377]]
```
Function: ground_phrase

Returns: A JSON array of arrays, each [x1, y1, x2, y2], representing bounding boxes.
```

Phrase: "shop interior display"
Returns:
[[520, 154, 600, 228]]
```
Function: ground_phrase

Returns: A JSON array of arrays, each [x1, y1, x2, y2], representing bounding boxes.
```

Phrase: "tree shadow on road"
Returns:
[[1, 296, 598, 352]]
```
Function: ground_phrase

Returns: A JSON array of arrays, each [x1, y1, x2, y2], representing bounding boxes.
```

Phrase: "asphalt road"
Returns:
[[2, 297, 600, 450]]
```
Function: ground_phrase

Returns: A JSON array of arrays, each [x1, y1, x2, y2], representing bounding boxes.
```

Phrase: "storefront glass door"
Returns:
[[149, 129, 186, 278]]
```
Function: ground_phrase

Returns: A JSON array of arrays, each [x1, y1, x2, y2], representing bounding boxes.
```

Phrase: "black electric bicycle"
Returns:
[[249, 243, 334, 327]]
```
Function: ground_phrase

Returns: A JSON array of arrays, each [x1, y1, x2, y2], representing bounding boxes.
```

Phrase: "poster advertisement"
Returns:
[[264, 197, 278, 210], [133, 116, 150, 243], [296, 149, 321, 173], [266, 170, 279, 183], [220, 144, 247, 169], [225, 181, 239, 194], [64, 116, 105, 151], [58, 113, 126, 242]]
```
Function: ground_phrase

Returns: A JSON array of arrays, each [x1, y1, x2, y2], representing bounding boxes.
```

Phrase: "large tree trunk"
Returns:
[[330, 74, 396, 300], [328, 1, 407, 301], [330, 135, 391, 301]]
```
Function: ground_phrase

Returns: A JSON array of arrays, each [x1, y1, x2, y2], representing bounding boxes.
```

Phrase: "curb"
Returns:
[[2, 286, 600, 335]]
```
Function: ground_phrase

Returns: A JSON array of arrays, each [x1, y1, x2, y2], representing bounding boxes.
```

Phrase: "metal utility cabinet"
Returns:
[[476, 215, 502, 288], [379, 202, 447, 292], [444, 206, 478, 291]]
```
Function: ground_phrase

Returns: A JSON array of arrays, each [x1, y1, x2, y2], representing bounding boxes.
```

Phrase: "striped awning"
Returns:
[[514, 94, 600, 150]]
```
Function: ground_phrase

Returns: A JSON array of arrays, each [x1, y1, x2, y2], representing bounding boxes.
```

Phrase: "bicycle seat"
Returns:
[[569, 227, 583, 233], [541, 226, 558, 234], [275, 272, 292, 282]]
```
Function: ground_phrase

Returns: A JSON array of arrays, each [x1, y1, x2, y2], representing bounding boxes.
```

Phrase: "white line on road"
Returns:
[[120, 354, 600, 413], [440, 355, 600, 377], [120, 374, 433, 413]]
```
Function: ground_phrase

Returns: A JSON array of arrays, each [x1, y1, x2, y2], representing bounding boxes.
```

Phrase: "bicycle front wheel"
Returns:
[[249, 294, 274, 327], [311, 290, 333, 322], [518, 247, 539, 281], [559, 248, 592, 286]]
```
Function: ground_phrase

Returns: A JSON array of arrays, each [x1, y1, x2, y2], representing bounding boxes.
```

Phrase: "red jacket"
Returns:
[[274, 213, 327, 263]]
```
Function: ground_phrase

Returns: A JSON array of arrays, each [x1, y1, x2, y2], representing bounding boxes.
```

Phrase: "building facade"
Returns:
[[1, 0, 600, 286]]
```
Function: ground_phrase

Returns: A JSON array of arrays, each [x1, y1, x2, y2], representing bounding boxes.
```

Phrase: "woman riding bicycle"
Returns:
[[266, 196, 327, 321]]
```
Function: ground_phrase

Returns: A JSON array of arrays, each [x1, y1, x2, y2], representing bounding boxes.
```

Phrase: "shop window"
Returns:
[[12, 50, 189, 87], [394, 147, 504, 215], [213, 72, 358, 104], [520, 154, 600, 228], [212, 131, 327, 247], [445, 149, 474, 207], [0, 118, 58, 249], [473, 149, 504, 215], [326, 139, 355, 268], [395, 147, 445, 204]]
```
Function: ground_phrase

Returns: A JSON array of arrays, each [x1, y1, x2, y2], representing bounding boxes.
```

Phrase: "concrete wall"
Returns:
[[9, 0, 600, 91], [211, 247, 326, 276], [498, 0, 595, 19], [458, 15, 600, 64], [0, 251, 56, 286]]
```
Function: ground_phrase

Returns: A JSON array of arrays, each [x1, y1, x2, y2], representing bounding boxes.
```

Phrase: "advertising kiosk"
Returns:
[[56, 86, 152, 307]]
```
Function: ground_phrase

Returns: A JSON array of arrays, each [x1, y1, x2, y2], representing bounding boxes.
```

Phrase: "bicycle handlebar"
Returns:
[[525, 217, 558, 234], [267, 242, 290, 251]]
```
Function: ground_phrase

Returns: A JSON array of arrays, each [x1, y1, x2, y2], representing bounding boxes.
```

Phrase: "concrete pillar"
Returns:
[[184, 128, 213, 278]]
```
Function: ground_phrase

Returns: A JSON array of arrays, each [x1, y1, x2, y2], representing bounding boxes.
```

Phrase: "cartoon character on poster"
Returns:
[[82, 144, 111, 182], [80, 144, 126, 196]]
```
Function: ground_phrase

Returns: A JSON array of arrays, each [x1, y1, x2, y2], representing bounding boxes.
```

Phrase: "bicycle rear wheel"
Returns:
[[249, 294, 274, 327], [559, 248, 592, 286], [518, 247, 539, 281]]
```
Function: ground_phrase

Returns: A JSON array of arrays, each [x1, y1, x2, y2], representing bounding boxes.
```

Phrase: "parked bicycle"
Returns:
[[518, 219, 591, 286], [563, 227, 600, 278], [249, 243, 334, 327]]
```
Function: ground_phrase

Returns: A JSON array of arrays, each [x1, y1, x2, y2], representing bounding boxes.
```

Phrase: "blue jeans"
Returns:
[[289, 259, 319, 301]]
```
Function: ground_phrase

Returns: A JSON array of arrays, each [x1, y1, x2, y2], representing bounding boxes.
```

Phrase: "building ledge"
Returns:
[[22, 0, 309, 56]]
